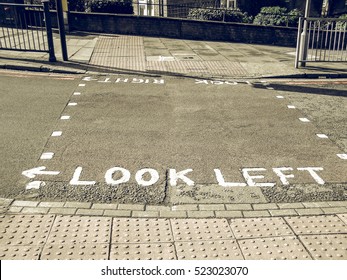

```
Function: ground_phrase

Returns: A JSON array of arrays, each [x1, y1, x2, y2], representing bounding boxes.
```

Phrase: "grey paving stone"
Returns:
[[132, 211, 159, 218], [49, 208, 77, 215], [277, 203, 305, 209], [253, 203, 278, 210], [187, 211, 215, 218], [225, 204, 252, 211], [295, 208, 324, 216], [104, 210, 131, 217], [76, 209, 104, 216], [118, 204, 145, 211], [22, 207, 49, 214], [146, 205, 171, 211], [243, 210, 271, 218], [215, 211, 243, 218], [302, 202, 331, 208], [269, 209, 297, 217], [199, 204, 225, 211], [327, 201, 347, 207], [64, 202, 92, 209], [12, 201, 39, 207], [321, 207, 347, 214], [160, 211, 187, 218], [171, 204, 198, 211], [39, 202, 65, 208], [8, 206, 23, 213], [92, 203, 118, 210]]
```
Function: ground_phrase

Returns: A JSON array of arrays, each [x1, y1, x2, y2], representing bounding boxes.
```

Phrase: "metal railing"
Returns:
[[0, 1, 56, 61], [295, 17, 347, 68]]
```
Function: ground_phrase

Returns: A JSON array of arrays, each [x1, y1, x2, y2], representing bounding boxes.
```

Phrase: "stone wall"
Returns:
[[68, 12, 298, 47]]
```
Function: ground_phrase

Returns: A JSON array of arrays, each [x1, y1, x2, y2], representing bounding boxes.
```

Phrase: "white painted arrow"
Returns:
[[82, 76, 98, 81], [26, 181, 46, 190], [22, 166, 60, 179]]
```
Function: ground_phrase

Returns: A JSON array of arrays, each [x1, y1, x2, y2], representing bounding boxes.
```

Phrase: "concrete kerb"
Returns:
[[2, 198, 347, 218]]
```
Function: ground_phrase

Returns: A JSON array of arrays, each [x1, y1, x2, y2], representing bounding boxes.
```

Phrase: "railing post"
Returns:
[[56, 0, 68, 61], [42, 0, 56, 62], [299, 0, 311, 67]]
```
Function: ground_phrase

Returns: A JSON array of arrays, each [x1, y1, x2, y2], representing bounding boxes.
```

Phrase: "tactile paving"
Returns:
[[299, 234, 347, 260], [171, 219, 234, 241], [230, 217, 294, 239], [0, 245, 42, 260], [110, 243, 176, 260], [285, 215, 347, 235], [239, 236, 312, 260], [176, 240, 244, 260], [112, 218, 173, 243], [0, 215, 54, 246], [47, 216, 111, 244], [41, 244, 109, 260], [337, 214, 347, 225]]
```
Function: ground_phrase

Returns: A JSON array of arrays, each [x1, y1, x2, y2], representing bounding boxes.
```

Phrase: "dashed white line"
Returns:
[[51, 131, 62, 137], [60, 115, 70, 120], [78, 84, 86, 87], [276, 95, 284, 99], [267, 87, 274, 90], [337, 154, 347, 160], [73, 92, 81, 96], [316, 134, 329, 139], [287, 105, 296, 109], [299, 118, 311, 122], [40, 152, 54, 160], [68, 102, 77, 106]]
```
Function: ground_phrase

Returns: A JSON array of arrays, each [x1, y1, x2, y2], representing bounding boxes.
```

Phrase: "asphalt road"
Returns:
[[0, 70, 346, 204]]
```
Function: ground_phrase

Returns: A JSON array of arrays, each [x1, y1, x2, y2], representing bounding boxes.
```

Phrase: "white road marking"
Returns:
[[51, 131, 62, 137], [60, 115, 70, 120], [169, 169, 195, 187], [242, 168, 276, 187], [22, 166, 60, 179], [78, 84, 86, 87], [276, 95, 284, 99], [267, 87, 274, 90], [82, 77, 98, 81], [272, 167, 294, 185], [297, 167, 325, 185], [68, 102, 77, 106], [26, 181, 46, 190], [287, 105, 296, 109], [69, 166, 96, 185], [299, 118, 311, 122], [135, 168, 160, 187], [105, 167, 131, 186], [40, 152, 54, 160], [73, 92, 81, 96], [316, 134, 329, 139], [214, 169, 247, 187], [337, 154, 347, 160]]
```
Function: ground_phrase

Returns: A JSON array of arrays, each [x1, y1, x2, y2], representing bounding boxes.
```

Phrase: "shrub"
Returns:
[[89, 0, 133, 14], [253, 6, 302, 27], [187, 8, 252, 23]]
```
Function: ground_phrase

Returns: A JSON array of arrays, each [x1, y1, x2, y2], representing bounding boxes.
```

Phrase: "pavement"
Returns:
[[0, 31, 346, 261]]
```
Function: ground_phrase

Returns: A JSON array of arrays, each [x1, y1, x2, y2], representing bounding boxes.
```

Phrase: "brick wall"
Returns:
[[69, 12, 298, 47]]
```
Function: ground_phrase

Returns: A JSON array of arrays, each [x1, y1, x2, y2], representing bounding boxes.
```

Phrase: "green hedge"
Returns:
[[187, 8, 252, 23], [253, 6, 302, 27]]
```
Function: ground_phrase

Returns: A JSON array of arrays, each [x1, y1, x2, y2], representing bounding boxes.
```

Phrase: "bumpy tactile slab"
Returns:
[[112, 218, 173, 243], [0, 245, 41, 260], [239, 236, 312, 260], [110, 243, 176, 260], [230, 217, 294, 239], [176, 240, 244, 260], [0, 215, 54, 246], [299, 234, 347, 260], [41, 244, 109, 260], [171, 219, 234, 241], [285, 215, 347, 235], [337, 214, 347, 225], [47, 216, 111, 244]]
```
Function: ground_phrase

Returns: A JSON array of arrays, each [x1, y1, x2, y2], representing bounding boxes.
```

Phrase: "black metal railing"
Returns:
[[0, 1, 55, 61]]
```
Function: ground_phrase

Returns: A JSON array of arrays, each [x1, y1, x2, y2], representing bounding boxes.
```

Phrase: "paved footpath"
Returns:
[[0, 33, 346, 260]]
